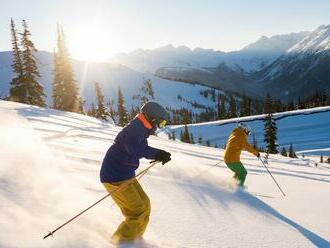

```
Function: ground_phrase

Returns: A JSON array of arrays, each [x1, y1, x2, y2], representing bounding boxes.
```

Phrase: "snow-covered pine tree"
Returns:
[[9, 18, 24, 102], [117, 87, 128, 126], [264, 113, 278, 154], [94, 82, 108, 121], [52, 25, 79, 112]]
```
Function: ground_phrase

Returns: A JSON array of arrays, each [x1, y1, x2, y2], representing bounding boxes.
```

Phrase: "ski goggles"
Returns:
[[158, 119, 167, 128]]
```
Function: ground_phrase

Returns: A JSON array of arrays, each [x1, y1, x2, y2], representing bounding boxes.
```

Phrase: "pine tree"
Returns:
[[229, 95, 236, 118], [52, 25, 79, 112], [320, 154, 323, 163], [327, 157, 330, 164], [9, 18, 24, 102], [181, 125, 191, 143], [264, 93, 273, 114], [106, 99, 116, 121], [217, 94, 226, 119], [133, 78, 155, 106], [117, 87, 128, 126], [87, 103, 97, 117], [264, 113, 278, 154], [288, 144, 297, 158], [93, 82, 108, 120], [206, 140, 211, 147], [20, 20, 46, 106], [280, 147, 287, 157]]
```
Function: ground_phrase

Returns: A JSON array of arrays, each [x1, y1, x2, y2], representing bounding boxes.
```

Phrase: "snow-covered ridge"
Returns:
[[1, 100, 330, 247], [288, 25, 330, 54], [165, 106, 330, 156]]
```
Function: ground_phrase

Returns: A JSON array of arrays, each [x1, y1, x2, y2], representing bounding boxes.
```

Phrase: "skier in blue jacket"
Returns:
[[100, 101, 171, 244]]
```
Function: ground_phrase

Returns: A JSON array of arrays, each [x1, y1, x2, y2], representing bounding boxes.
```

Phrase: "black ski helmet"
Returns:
[[141, 101, 168, 127]]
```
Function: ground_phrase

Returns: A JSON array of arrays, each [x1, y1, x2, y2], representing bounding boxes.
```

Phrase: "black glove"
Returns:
[[155, 150, 171, 165]]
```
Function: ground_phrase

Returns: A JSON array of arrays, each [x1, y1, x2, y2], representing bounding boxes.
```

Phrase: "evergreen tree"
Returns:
[[288, 144, 297, 158], [181, 125, 191, 143], [9, 18, 24, 102], [94, 82, 108, 120], [320, 154, 323, 163], [87, 103, 97, 117], [106, 99, 116, 121], [280, 147, 287, 157], [20, 20, 46, 106], [217, 94, 226, 119], [264, 93, 273, 114], [117, 87, 128, 126], [206, 140, 211, 147], [52, 25, 79, 112], [198, 136, 202, 145], [229, 95, 236, 118], [327, 157, 330, 164], [264, 113, 278, 154], [133, 78, 155, 106]]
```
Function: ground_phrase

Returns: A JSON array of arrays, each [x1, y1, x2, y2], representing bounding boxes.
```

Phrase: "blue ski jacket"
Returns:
[[100, 114, 161, 183]]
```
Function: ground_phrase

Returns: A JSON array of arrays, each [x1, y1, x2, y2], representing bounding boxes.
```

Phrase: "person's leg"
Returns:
[[226, 162, 247, 186], [134, 181, 151, 237], [103, 179, 149, 243]]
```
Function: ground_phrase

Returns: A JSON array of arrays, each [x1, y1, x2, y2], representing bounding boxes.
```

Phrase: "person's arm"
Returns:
[[122, 127, 160, 159], [242, 135, 259, 157]]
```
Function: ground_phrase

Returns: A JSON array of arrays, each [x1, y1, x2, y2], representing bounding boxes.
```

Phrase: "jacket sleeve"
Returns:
[[122, 126, 161, 160], [242, 135, 259, 156]]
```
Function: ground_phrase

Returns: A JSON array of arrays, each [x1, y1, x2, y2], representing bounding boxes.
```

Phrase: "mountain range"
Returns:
[[114, 25, 329, 101], [0, 25, 329, 106]]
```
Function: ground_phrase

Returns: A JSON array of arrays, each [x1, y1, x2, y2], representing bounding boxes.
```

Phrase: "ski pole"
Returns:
[[43, 160, 160, 239], [259, 158, 286, 197]]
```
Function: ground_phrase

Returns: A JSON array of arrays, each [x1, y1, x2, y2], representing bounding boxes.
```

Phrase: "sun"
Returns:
[[68, 27, 113, 62]]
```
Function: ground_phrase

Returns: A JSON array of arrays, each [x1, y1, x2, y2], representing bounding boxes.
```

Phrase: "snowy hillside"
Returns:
[[165, 107, 330, 156], [1, 100, 330, 248], [0, 51, 225, 114]]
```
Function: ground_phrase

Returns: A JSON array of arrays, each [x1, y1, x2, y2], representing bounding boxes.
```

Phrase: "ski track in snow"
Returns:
[[0, 100, 330, 248]]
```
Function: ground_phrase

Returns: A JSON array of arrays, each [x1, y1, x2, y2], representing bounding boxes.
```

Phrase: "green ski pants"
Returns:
[[226, 162, 247, 186]]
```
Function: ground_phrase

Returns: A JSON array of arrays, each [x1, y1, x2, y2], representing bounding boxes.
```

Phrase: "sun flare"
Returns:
[[68, 27, 113, 62]]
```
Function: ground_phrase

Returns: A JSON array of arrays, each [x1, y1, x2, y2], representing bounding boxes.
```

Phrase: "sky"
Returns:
[[0, 0, 329, 61]]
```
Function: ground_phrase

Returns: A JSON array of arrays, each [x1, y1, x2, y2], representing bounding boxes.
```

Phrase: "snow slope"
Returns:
[[165, 107, 330, 156], [1, 100, 330, 248]]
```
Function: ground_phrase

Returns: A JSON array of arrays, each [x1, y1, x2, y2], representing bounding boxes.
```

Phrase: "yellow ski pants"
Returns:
[[103, 178, 151, 242]]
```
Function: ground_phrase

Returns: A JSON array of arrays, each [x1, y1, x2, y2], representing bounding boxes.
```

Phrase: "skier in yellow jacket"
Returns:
[[224, 122, 260, 187]]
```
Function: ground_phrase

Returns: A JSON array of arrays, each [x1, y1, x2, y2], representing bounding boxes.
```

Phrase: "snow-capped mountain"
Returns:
[[112, 32, 309, 74], [257, 25, 330, 100]]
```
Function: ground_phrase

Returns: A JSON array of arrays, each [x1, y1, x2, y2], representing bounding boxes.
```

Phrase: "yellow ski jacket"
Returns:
[[224, 128, 259, 163]]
